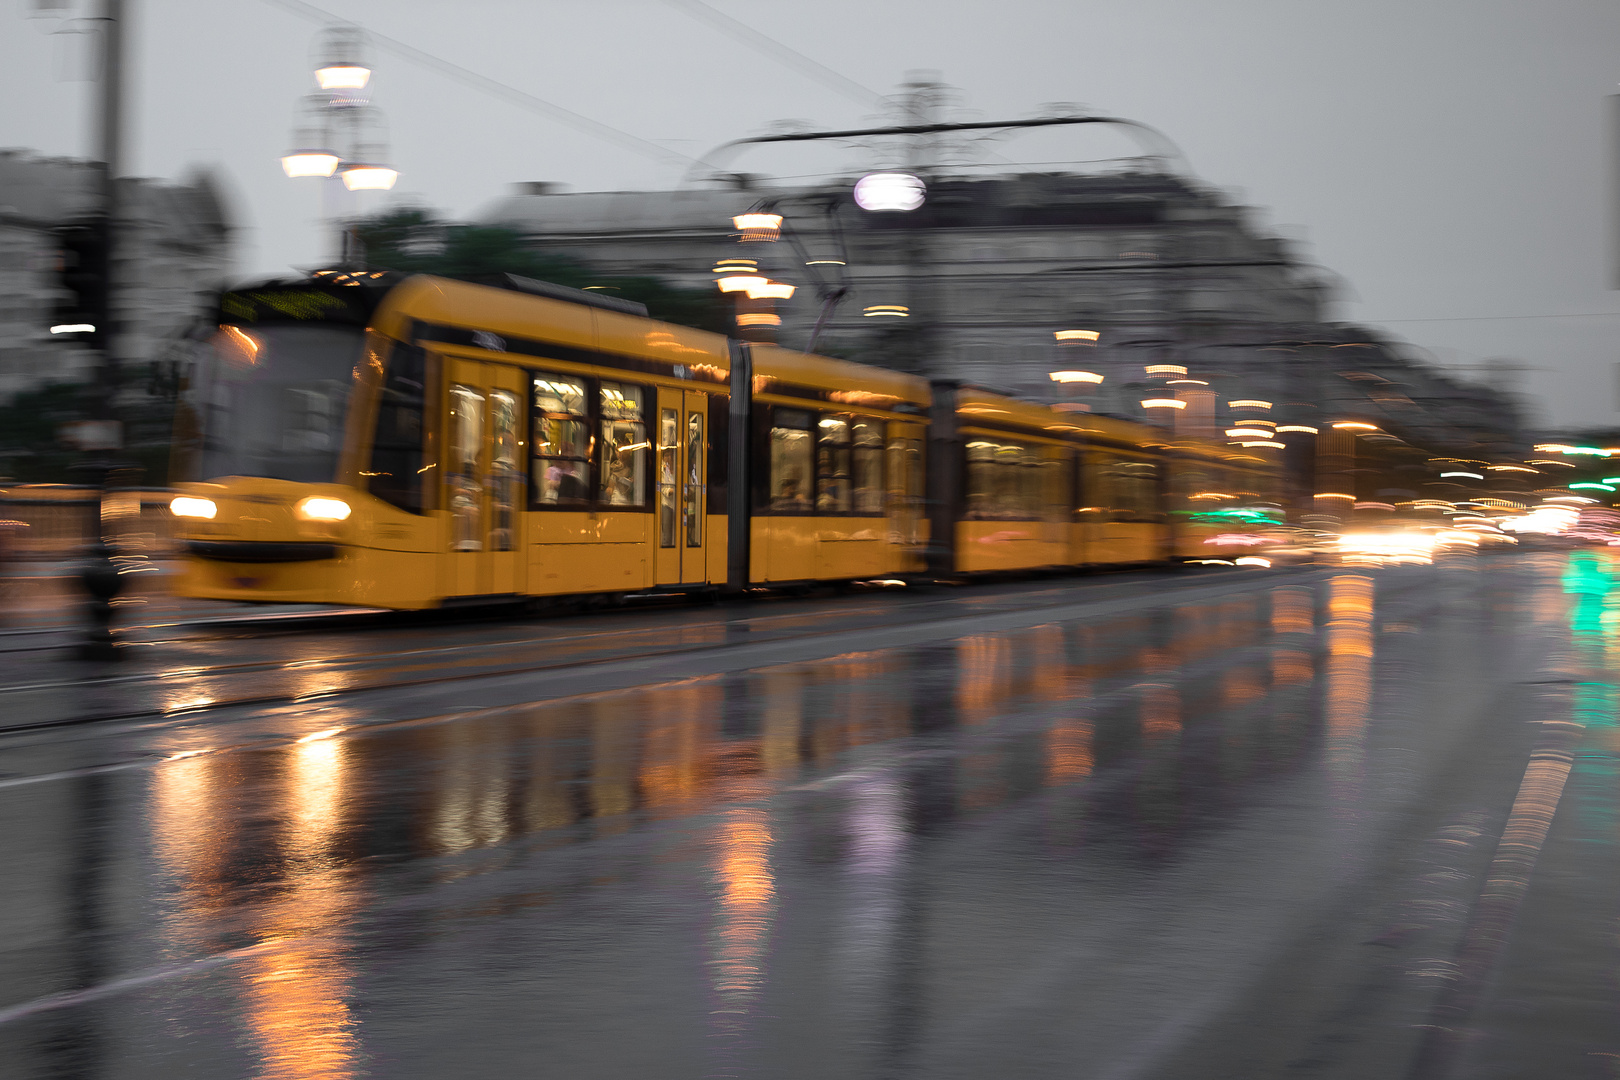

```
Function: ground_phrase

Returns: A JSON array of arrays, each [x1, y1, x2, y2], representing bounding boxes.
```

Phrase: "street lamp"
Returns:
[[281, 109, 341, 177], [852, 172, 927, 212], [281, 26, 397, 264], [315, 24, 371, 90]]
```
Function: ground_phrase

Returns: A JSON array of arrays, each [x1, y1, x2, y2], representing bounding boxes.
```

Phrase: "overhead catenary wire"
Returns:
[[257, 0, 698, 168], [658, 0, 887, 109]]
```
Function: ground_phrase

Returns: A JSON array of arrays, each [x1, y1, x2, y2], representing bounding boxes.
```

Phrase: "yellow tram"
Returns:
[[169, 271, 1274, 609]]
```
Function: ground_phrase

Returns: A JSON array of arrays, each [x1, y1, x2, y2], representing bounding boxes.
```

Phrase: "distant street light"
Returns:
[[733, 213, 783, 241], [852, 172, 926, 212]]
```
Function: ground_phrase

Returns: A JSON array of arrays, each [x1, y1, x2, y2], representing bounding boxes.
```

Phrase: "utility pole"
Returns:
[[75, 0, 128, 661]]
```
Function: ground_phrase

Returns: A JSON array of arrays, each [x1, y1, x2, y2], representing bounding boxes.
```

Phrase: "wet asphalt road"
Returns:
[[0, 555, 1616, 1079]]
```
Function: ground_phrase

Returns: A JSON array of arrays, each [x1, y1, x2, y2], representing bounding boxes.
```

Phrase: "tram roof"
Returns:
[[751, 345, 931, 410], [374, 275, 732, 371]]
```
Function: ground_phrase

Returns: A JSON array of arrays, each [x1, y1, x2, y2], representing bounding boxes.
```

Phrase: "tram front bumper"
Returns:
[[183, 540, 338, 563]]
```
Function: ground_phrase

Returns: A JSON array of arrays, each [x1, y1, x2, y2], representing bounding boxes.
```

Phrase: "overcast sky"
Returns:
[[3, 0, 1617, 428]]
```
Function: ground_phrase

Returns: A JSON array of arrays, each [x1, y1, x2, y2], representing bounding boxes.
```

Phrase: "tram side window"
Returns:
[[851, 418, 884, 513], [817, 415, 852, 512], [769, 409, 813, 512], [886, 435, 924, 544], [1106, 459, 1162, 522], [965, 439, 1040, 520], [366, 341, 429, 513], [1044, 453, 1075, 523], [532, 373, 590, 506], [489, 390, 521, 551], [598, 382, 647, 507]]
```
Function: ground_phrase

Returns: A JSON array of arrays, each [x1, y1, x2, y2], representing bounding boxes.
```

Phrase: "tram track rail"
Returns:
[[0, 567, 1332, 735]]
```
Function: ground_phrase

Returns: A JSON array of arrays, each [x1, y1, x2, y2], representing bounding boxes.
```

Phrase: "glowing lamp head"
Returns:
[[281, 151, 341, 178], [170, 496, 217, 520], [1050, 371, 1103, 384], [716, 275, 767, 294], [852, 172, 926, 212], [316, 64, 371, 90], [733, 213, 783, 241], [297, 497, 351, 522], [340, 164, 398, 191], [745, 280, 795, 300], [1055, 329, 1100, 343]]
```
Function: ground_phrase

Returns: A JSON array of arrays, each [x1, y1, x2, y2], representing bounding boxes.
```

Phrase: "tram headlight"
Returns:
[[296, 497, 352, 522], [170, 496, 217, 520]]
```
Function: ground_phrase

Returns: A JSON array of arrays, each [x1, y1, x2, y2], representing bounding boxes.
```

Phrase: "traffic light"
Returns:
[[51, 218, 108, 348]]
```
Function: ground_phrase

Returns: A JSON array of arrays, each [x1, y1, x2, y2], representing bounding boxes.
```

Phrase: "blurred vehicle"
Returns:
[[165, 272, 1288, 609]]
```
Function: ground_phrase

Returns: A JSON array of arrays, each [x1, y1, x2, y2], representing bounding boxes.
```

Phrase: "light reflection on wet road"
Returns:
[[1, 557, 1617, 1078]]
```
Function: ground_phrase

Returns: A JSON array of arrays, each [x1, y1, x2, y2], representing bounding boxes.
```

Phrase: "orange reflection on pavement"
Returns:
[[1046, 625, 1094, 785], [1271, 586, 1315, 635], [1325, 575, 1375, 799], [1138, 647, 1182, 742], [150, 754, 229, 907], [1046, 718, 1094, 784], [640, 683, 720, 811], [709, 803, 775, 1048], [239, 734, 361, 1080], [956, 634, 1013, 726], [1029, 624, 1068, 703], [759, 670, 806, 778], [241, 914, 359, 1080], [151, 736, 364, 1079]]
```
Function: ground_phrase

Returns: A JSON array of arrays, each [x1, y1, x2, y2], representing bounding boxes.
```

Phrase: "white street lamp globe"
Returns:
[[340, 163, 398, 190], [282, 150, 341, 178], [317, 64, 371, 90], [315, 25, 371, 90], [853, 172, 926, 212]]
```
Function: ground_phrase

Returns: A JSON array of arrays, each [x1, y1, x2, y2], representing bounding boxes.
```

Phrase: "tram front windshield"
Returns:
[[184, 323, 364, 484]]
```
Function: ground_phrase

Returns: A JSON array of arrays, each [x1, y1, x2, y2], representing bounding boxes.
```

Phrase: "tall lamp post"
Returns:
[[67, 0, 129, 661], [281, 26, 398, 268]]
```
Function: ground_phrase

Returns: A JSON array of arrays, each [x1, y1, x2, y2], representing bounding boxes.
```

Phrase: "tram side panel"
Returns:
[[1081, 442, 1168, 566], [748, 400, 923, 584], [350, 336, 444, 609]]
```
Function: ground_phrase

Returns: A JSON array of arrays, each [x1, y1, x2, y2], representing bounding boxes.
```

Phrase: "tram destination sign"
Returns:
[[218, 281, 381, 327]]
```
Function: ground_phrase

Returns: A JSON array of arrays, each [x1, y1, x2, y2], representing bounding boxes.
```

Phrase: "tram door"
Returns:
[[654, 387, 709, 586], [443, 357, 527, 598]]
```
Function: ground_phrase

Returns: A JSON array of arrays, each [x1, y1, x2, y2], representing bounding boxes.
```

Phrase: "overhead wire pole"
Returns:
[[684, 114, 1190, 186], [688, 111, 1192, 375]]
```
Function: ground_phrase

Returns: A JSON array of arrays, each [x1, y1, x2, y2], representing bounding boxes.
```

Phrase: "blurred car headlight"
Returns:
[[297, 497, 351, 522], [170, 496, 217, 520]]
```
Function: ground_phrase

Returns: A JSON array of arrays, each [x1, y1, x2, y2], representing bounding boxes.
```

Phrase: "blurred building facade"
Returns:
[[0, 150, 233, 403], [479, 172, 1522, 457]]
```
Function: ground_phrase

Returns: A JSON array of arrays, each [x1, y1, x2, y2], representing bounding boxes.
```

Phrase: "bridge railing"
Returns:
[[0, 487, 178, 561]]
